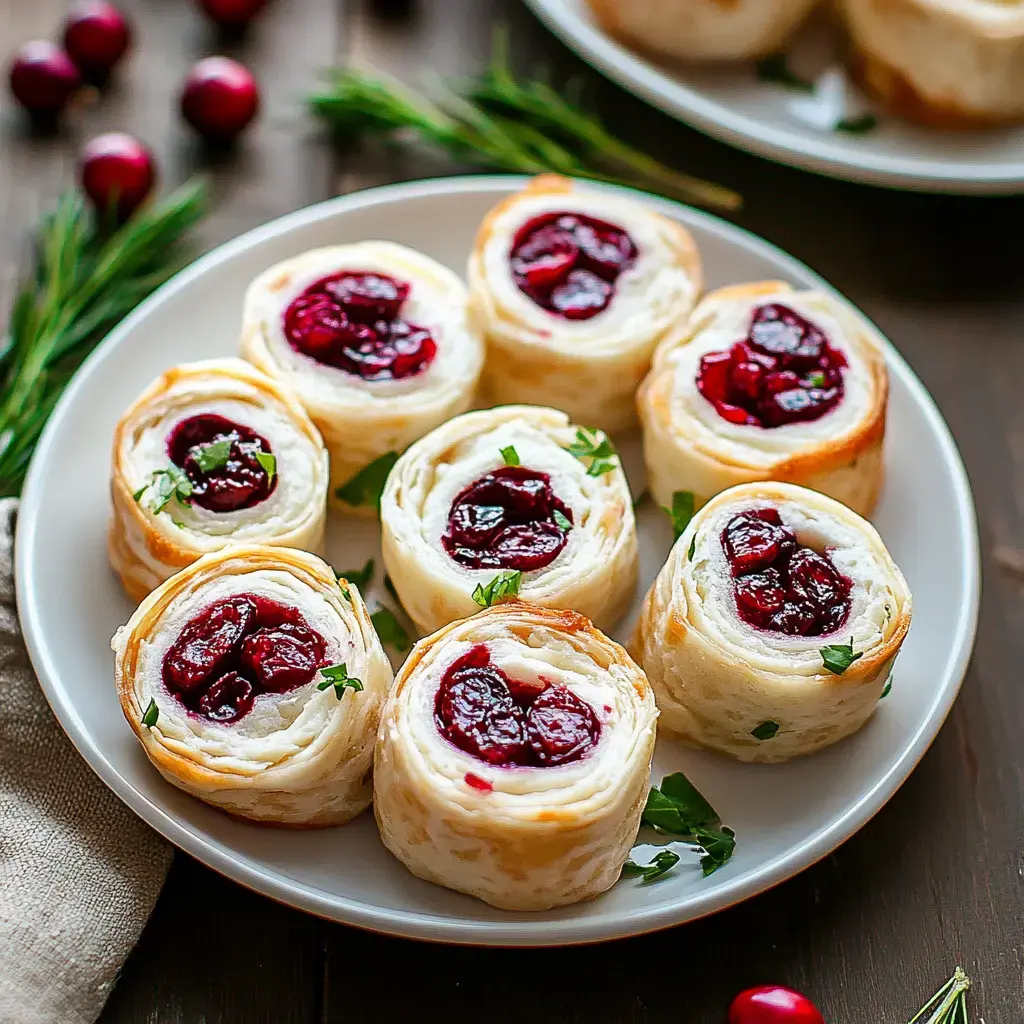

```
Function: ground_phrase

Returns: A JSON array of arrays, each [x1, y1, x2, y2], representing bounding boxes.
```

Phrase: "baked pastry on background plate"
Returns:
[[586, 0, 822, 62], [632, 482, 911, 762], [112, 545, 393, 825], [381, 405, 638, 635], [638, 281, 888, 518], [241, 241, 484, 514], [374, 601, 658, 910], [840, 0, 1024, 125], [468, 174, 702, 434], [109, 358, 329, 601]]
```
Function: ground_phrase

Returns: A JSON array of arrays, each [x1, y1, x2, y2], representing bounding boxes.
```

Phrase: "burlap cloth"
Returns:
[[0, 499, 171, 1023]]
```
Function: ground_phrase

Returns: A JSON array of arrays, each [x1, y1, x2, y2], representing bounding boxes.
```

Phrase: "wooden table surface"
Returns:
[[3, 1, 1023, 1021]]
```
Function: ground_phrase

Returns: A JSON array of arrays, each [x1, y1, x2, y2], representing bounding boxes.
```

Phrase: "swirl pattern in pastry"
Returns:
[[109, 358, 329, 601], [380, 405, 639, 635], [373, 601, 658, 910], [112, 545, 393, 825], [638, 281, 888, 517], [632, 482, 912, 762]]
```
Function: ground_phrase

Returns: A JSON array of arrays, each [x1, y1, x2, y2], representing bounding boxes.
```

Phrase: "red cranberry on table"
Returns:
[[196, 0, 268, 29], [8, 41, 81, 120], [79, 132, 156, 219], [729, 985, 825, 1024], [180, 56, 260, 141], [62, 2, 132, 81]]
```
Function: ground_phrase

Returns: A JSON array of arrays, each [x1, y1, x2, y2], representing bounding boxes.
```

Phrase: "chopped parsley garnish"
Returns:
[[141, 698, 159, 728], [335, 451, 398, 511], [500, 445, 520, 467], [472, 570, 522, 608], [805, 371, 827, 388], [820, 638, 863, 675], [664, 490, 695, 542], [339, 558, 375, 592], [564, 426, 618, 477], [688, 535, 697, 561], [135, 465, 193, 514], [255, 450, 276, 483], [751, 720, 779, 741], [553, 509, 572, 531], [880, 676, 893, 699], [371, 607, 410, 653], [836, 112, 878, 134], [317, 663, 363, 699], [191, 439, 232, 473], [621, 850, 680, 884]]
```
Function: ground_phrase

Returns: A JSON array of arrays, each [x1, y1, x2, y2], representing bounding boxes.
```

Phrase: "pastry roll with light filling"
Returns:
[[109, 358, 329, 602], [468, 175, 702, 434], [374, 601, 658, 910], [112, 545, 393, 825], [638, 282, 888, 518], [240, 241, 484, 514], [632, 482, 911, 762], [840, 0, 1024, 125], [585, 0, 821, 62], [380, 405, 638, 635]]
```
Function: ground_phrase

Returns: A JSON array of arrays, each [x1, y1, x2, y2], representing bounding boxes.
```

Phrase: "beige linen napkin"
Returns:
[[0, 499, 171, 1024]]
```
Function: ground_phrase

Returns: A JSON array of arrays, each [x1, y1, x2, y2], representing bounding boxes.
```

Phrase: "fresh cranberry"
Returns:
[[162, 594, 328, 723], [79, 132, 155, 220], [180, 56, 260, 141], [441, 466, 573, 572], [697, 305, 847, 428], [435, 645, 600, 768], [283, 271, 436, 381], [729, 985, 825, 1024], [197, 0, 268, 28], [62, 2, 131, 81], [509, 212, 637, 320], [722, 510, 851, 637], [166, 413, 276, 513], [8, 42, 81, 119]]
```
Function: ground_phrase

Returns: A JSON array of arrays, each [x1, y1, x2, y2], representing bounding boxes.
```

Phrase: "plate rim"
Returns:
[[15, 174, 981, 945], [522, 0, 1024, 194]]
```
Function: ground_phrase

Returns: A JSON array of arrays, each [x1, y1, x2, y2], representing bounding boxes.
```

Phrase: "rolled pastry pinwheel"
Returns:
[[638, 282, 888, 517], [585, 0, 821, 62], [380, 405, 638, 635], [374, 601, 658, 910], [633, 482, 911, 762], [240, 241, 484, 514], [109, 358, 329, 601], [839, 0, 1024, 124], [468, 174, 702, 434], [112, 545, 393, 825]]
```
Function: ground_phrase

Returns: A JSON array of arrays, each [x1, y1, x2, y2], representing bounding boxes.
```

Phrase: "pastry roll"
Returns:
[[638, 282, 888, 518], [374, 601, 658, 910], [380, 405, 639, 635], [240, 241, 484, 514], [112, 545, 393, 825], [632, 482, 911, 762], [109, 358, 329, 602], [840, 0, 1024, 125], [585, 0, 821, 62], [468, 174, 702, 434]]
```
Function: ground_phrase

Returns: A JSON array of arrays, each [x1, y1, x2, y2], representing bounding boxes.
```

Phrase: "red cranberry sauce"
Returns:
[[441, 466, 573, 572], [509, 212, 637, 320], [162, 594, 328, 723], [167, 413, 276, 514], [436, 645, 600, 768], [722, 508, 852, 637], [696, 304, 847, 428], [282, 271, 436, 381]]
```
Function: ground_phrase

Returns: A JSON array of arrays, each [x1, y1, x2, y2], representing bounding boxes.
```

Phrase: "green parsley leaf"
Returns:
[[880, 676, 893, 699], [339, 558, 375, 592], [138, 465, 194, 514], [335, 451, 399, 511], [317, 663, 364, 699], [500, 445, 520, 467], [664, 490, 695, 542], [192, 439, 232, 473], [694, 825, 737, 876], [688, 535, 696, 561], [836, 112, 878, 135], [621, 850, 680, 883], [565, 426, 618, 477], [553, 509, 572, 531], [255, 450, 277, 484], [132, 484, 148, 501], [805, 371, 827, 388], [820, 637, 863, 675], [141, 698, 159, 728], [751, 720, 779, 741], [756, 54, 814, 93], [371, 607, 410, 652], [472, 570, 522, 609]]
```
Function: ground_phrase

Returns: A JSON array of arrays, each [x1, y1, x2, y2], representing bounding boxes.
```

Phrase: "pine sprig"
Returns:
[[908, 967, 971, 1024], [0, 181, 207, 496]]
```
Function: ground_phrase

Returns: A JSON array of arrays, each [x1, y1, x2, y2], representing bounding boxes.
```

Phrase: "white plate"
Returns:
[[16, 176, 979, 945], [524, 0, 1024, 194]]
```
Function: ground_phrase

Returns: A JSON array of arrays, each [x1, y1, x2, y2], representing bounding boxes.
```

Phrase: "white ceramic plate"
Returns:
[[523, 0, 1024, 194], [16, 176, 979, 945]]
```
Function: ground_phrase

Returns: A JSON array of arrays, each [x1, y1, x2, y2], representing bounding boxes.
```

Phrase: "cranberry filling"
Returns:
[[435, 645, 600, 768], [441, 466, 573, 572], [166, 413, 276, 514], [722, 508, 852, 637], [509, 212, 637, 320], [282, 271, 437, 381], [162, 594, 327, 723], [696, 304, 848, 428]]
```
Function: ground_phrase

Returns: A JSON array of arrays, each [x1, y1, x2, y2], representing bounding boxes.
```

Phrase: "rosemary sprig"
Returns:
[[0, 181, 207, 496]]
